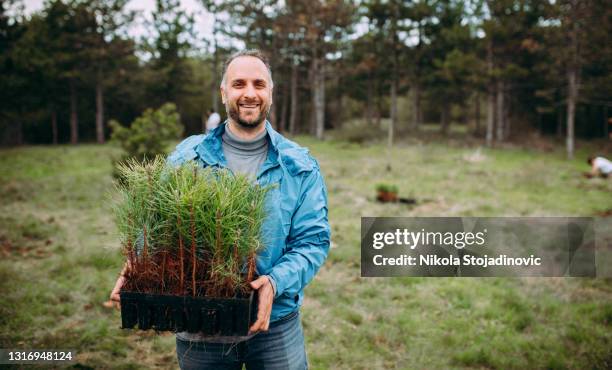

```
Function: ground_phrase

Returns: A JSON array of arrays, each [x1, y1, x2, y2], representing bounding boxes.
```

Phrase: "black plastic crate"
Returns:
[[120, 291, 258, 336]]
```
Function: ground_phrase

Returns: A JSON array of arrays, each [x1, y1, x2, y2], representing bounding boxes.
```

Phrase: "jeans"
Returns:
[[176, 310, 308, 370]]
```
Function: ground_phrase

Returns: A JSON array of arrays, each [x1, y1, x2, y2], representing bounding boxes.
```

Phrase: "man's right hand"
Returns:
[[109, 274, 126, 310], [110, 263, 128, 309]]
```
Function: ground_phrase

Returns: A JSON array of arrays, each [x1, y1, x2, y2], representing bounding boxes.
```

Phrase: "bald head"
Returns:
[[220, 49, 274, 88], [220, 50, 274, 131]]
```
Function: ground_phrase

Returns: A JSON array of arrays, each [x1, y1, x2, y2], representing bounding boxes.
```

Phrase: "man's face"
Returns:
[[221, 56, 273, 129]]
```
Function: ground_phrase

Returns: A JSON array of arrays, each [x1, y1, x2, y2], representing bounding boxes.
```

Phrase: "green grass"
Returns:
[[0, 138, 611, 369]]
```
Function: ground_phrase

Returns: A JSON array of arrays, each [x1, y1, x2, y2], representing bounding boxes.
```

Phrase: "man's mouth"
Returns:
[[239, 103, 260, 109]]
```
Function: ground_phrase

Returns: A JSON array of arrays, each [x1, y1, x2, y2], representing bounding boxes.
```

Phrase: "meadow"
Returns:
[[1, 134, 611, 369]]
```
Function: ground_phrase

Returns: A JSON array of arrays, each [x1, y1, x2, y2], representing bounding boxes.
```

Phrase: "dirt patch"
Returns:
[[596, 209, 612, 217], [0, 214, 58, 258], [0, 180, 34, 203]]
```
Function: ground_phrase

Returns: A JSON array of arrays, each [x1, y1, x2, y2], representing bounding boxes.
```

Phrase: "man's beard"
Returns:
[[226, 101, 270, 129]]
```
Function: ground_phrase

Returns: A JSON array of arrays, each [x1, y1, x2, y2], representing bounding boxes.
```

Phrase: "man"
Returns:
[[587, 155, 612, 178], [205, 108, 221, 133], [110, 49, 330, 370]]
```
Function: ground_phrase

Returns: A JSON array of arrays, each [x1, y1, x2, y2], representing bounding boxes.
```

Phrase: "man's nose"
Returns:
[[243, 83, 257, 99]]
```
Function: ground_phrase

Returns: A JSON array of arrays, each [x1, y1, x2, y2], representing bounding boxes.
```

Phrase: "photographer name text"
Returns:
[[371, 229, 542, 268], [373, 254, 542, 268]]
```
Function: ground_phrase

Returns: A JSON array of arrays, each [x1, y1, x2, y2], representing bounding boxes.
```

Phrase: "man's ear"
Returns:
[[220, 86, 226, 104]]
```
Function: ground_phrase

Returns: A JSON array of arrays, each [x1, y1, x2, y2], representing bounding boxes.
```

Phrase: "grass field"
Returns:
[[1, 136, 611, 369]]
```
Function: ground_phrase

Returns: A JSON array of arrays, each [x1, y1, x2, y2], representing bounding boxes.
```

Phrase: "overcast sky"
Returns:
[[22, 0, 217, 50], [19, 0, 372, 56]]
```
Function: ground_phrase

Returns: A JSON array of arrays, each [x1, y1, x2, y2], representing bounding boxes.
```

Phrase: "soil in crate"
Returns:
[[120, 291, 258, 336]]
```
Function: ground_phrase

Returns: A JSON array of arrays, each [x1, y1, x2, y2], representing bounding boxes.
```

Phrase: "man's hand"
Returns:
[[248, 275, 274, 334], [109, 273, 126, 310]]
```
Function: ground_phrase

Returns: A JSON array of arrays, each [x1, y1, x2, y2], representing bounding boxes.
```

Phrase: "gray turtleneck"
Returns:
[[222, 127, 269, 180]]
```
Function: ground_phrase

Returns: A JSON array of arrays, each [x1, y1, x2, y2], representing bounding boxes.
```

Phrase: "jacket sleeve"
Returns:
[[166, 134, 204, 167], [268, 166, 331, 299]]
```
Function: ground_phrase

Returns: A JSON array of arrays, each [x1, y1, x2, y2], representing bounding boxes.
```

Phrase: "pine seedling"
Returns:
[[113, 157, 270, 298]]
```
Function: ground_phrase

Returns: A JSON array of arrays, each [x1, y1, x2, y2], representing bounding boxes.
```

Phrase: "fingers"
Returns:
[[260, 313, 270, 331], [102, 300, 115, 309], [110, 291, 121, 309], [109, 263, 130, 310], [249, 298, 268, 333], [249, 316, 264, 334], [109, 275, 125, 310], [109, 291, 121, 310], [249, 305, 271, 333], [248, 277, 274, 334], [257, 299, 272, 330], [249, 275, 268, 290]]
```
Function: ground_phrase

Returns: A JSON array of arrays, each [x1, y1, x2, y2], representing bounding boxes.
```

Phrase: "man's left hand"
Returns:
[[248, 275, 274, 334]]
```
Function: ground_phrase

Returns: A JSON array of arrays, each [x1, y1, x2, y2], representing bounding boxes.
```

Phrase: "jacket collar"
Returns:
[[195, 120, 281, 171]]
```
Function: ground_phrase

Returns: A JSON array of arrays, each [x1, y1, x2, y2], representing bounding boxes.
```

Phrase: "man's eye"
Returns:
[[233, 82, 245, 87]]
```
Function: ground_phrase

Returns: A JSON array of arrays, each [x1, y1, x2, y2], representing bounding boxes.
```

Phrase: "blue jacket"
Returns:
[[167, 121, 330, 322]]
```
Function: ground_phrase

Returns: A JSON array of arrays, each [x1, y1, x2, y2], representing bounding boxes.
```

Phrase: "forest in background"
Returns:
[[1, 0, 611, 159], [1, 2, 611, 367]]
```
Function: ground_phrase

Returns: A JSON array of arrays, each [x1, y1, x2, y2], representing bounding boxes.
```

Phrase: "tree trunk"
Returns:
[[212, 24, 219, 114], [486, 41, 495, 147], [496, 80, 504, 142], [366, 71, 373, 126], [16, 121, 23, 145], [503, 90, 510, 139], [389, 80, 397, 148], [557, 107, 564, 138], [51, 110, 58, 145], [289, 62, 298, 135], [334, 75, 343, 130], [280, 78, 289, 133], [376, 94, 382, 127], [95, 78, 105, 144], [412, 82, 421, 130], [316, 67, 325, 139], [566, 67, 577, 159], [486, 89, 495, 147], [70, 79, 78, 145], [312, 57, 325, 140], [309, 57, 316, 136], [604, 106, 609, 139], [474, 93, 481, 135], [440, 104, 450, 135], [269, 102, 277, 129], [566, 1, 579, 160], [389, 7, 398, 147]]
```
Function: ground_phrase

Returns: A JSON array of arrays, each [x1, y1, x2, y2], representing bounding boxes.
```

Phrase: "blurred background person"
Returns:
[[586, 156, 612, 178], [205, 108, 221, 134]]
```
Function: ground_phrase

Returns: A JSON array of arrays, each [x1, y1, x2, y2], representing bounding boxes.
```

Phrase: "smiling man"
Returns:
[[222, 53, 272, 130], [167, 49, 330, 369]]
